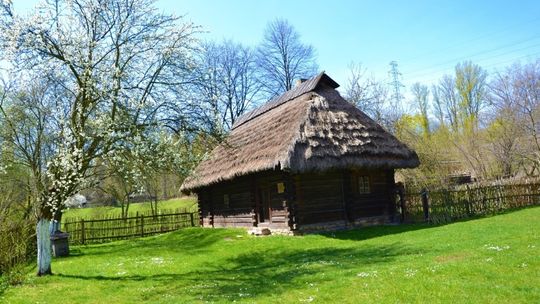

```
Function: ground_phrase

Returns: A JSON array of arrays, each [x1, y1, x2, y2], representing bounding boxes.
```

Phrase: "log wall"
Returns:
[[196, 170, 291, 230], [295, 169, 396, 227], [196, 168, 396, 231], [198, 175, 255, 228], [295, 171, 346, 225], [345, 169, 395, 220]]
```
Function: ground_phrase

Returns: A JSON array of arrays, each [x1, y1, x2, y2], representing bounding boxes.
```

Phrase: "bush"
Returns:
[[0, 220, 35, 276]]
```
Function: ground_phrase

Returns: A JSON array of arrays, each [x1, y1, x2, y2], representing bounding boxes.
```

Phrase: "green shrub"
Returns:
[[0, 220, 35, 276]]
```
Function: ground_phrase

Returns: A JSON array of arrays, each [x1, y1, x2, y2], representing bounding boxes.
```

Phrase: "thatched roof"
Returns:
[[181, 72, 419, 192]]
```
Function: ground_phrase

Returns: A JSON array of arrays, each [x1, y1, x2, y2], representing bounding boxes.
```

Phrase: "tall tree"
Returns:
[[256, 18, 318, 97], [410, 82, 430, 137], [0, 76, 59, 221], [431, 84, 445, 127], [190, 40, 260, 133], [0, 0, 197, 275], [344, 62, 373, 111], [344, 62, 389, 126], [455, 61, 488, 129], [436, 75, 460, 132], [490, 60, 540, 175]]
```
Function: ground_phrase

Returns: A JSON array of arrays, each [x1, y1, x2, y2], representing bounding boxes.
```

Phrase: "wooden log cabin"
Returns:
[[180, 72, 420, 234]]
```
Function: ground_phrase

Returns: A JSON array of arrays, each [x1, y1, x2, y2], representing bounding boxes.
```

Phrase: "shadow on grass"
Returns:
[[319, 223, 433, 242], [57, 242, 421, 302], [323, 205, 540, 242]]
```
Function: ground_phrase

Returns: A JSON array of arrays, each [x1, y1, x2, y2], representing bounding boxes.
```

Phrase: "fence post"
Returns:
[[81, 219, 85, 245], [140, 214, 144, 237], [190, 212, 195, 227], [466, 185, 472, 216], [396, 182, 406, 223], [421, 188, 430, 222]]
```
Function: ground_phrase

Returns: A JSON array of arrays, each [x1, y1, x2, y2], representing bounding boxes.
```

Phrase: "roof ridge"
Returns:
[[231, 71, 338, 130]]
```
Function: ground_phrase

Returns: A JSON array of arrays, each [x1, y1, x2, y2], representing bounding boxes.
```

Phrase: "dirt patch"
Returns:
[[435, 252, 471, 263]]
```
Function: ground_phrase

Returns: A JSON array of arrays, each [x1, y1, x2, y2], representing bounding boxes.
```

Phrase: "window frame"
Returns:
[[357, 175, 371, 194], [351, 172, 372, 195]]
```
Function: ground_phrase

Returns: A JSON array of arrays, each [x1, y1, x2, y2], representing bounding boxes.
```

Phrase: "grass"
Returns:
[[62, 197, 198, 221], [2, 207, 539, 303]]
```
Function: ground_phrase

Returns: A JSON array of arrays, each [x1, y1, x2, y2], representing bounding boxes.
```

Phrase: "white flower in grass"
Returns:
[[151, 257, 164, 264], [427, 265, 439, 272], [405, 269, 417, 278], [357, 270, 378, 278], [484, 244, 510, 251], [299, 296, 314, 303]]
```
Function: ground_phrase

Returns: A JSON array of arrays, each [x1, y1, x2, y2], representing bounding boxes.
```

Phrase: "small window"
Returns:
[[358, 176, 370, 194], [277, 182, 285, 194], [223, 194, 230, 208]]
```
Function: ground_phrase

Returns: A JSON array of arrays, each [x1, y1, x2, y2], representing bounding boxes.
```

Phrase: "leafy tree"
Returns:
[[0, 0, 197, 275], [410, 82, 430, 137], [435, 75, 460, 132], [455, 61, 488, 130]]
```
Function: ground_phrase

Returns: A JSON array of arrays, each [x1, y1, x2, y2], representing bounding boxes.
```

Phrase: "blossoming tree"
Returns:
[[0, 0, 198, 276]]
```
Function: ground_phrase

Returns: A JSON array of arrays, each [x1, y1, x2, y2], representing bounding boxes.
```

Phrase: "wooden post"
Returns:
[[284, 174, 297, 231], [466, 185, 472, 216], [250, 178, 258, 227], [140, 214, 144, 237], [190, 212, 195, 227], [396, 182, 406, 223], [421, 188, 430, 222], [342, 171, 353, 222], [198, 204, 204, 227], [81, 219, 85, 245], [209, 188, 215, 228]]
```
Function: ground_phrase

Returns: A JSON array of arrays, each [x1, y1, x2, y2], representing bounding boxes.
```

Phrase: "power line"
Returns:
[[404, 47, 540, 82], [404, 52, 540, 85], [400, 17, 540, 64], [404, 35, 540, 78]]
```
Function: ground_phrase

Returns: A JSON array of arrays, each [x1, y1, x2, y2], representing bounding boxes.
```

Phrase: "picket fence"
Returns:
[[401, 181, 540, 224], [63, 209, 197, 245]]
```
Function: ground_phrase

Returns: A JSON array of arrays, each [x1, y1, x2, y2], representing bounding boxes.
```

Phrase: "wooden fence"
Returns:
[[63, 210, 197, 245], [401, 181, 540, 224]]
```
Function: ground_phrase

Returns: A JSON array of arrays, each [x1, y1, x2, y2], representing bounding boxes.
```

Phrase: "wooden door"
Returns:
[[257, 187, 271, 223]]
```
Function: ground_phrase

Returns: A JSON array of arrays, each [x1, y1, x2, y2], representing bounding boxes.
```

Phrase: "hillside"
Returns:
[[2, 207, 539, 303]]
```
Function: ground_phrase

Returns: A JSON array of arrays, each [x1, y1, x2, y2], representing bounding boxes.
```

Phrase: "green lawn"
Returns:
[[2, 207, 539, 303], [62, 197, 198, 221]]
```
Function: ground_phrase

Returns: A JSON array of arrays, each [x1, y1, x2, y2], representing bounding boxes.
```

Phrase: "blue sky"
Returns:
[[14, 0, 540, 97]]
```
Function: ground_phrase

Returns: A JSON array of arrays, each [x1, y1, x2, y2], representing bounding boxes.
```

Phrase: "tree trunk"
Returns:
[[36, 218, 52, 276]]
